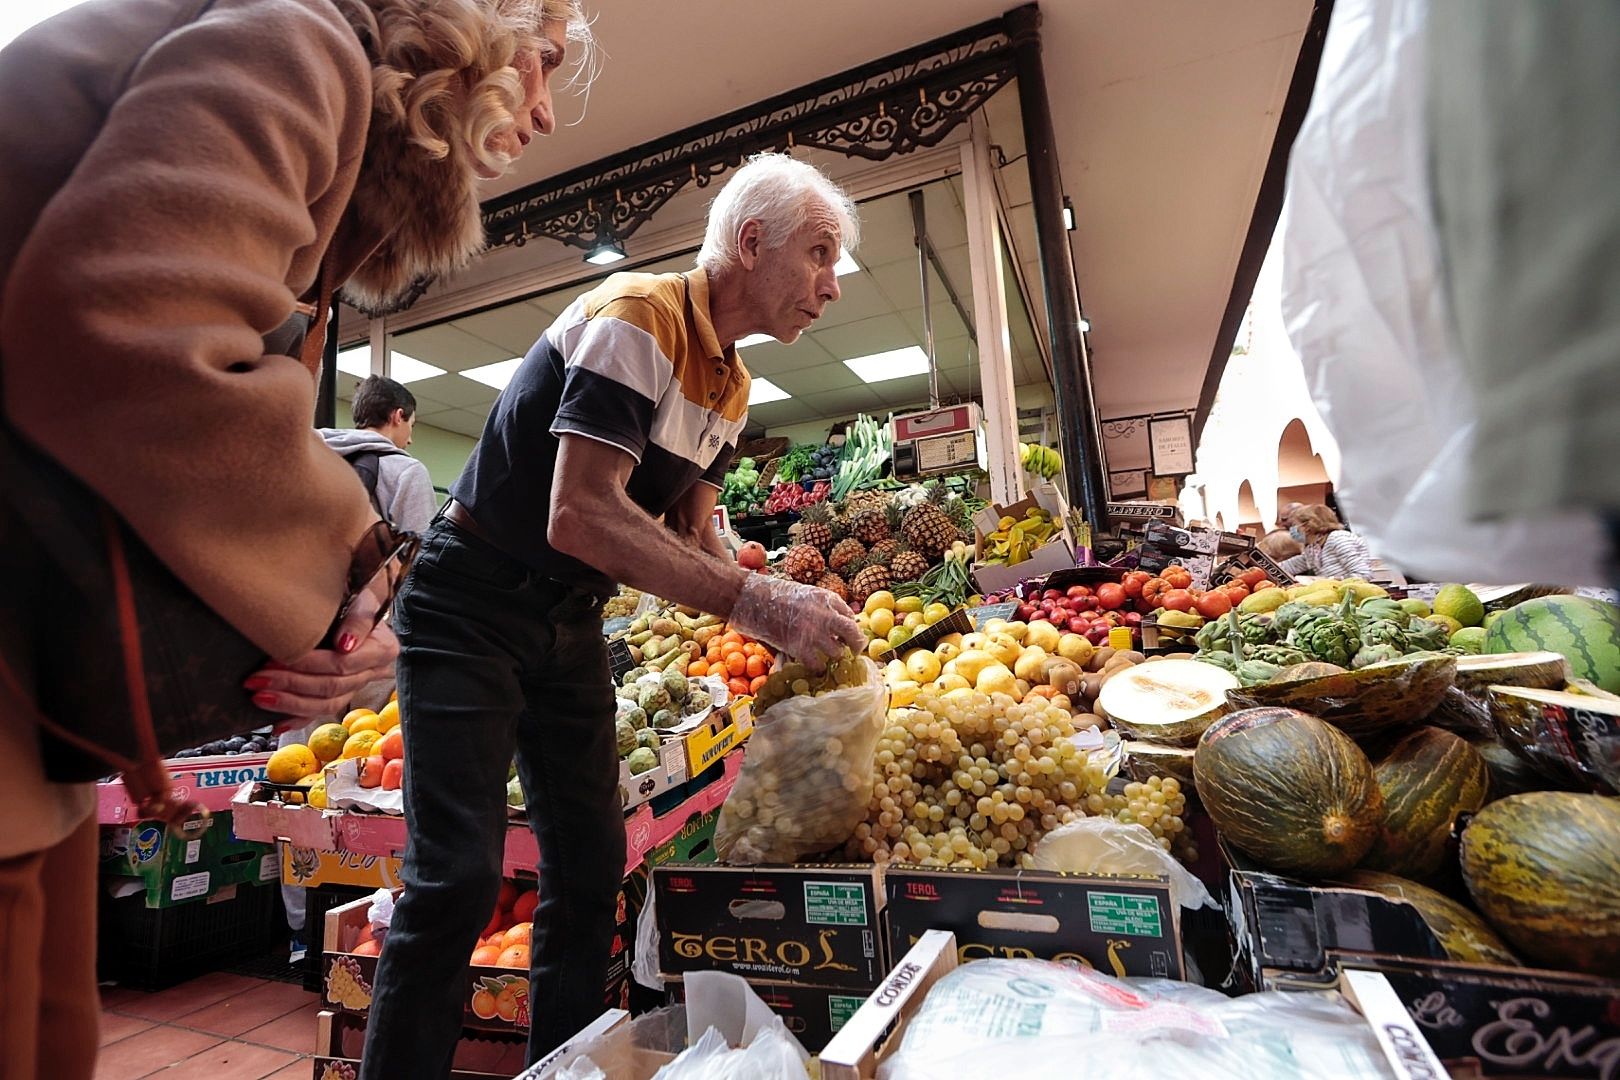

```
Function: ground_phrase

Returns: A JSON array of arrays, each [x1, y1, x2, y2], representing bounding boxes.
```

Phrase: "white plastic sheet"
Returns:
[[1279, 0, 1608, 584], [1030, 817, 1216, 912]]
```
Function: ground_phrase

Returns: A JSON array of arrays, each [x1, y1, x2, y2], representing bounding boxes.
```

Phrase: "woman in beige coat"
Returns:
[[0, 0, 587, 1073]]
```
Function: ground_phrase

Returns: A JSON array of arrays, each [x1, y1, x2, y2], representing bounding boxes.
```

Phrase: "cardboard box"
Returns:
[[98, 812, 278, 908], [819, 930, 960, 1080], [1228, 861, 1620, 1077], [314, 1008, 529, 1079], [652, 863, 886, 988], [279, 843, 405, 890], [972, 487, 1080, 597], [885, 866, 1184, 980], [620, 701, 752, 812], [98, 753, 270, 824]]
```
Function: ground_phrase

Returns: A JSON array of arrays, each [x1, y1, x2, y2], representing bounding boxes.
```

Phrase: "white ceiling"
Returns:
[[344, 0, 1311, 433]]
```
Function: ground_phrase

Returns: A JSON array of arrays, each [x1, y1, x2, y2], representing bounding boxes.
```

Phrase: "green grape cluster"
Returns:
[[840, 684, 1192, 870], [1099, 777, 1197, 864]]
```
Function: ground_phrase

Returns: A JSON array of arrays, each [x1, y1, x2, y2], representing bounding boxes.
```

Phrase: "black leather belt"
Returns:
[[443, 499, 500, 550]]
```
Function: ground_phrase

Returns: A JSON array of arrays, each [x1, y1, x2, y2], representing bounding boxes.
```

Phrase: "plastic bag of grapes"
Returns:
[[715, 653, 887, 864]]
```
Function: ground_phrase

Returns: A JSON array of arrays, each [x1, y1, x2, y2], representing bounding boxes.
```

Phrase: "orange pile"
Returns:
[[686, 627, 774, 698], [470, 880, 540, 968]]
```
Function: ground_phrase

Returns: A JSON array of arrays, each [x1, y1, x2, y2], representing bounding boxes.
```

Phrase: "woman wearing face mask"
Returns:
[[1278, 504, 1374, 580]]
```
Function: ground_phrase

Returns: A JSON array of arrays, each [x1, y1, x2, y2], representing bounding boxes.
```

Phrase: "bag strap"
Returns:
[[299, 254, 338, 377]]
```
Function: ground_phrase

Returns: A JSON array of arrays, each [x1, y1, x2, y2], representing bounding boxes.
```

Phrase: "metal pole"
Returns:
[[315, 303, 338, 428], [1005, 3, 1108, 527], [910, 190, 941, 409]]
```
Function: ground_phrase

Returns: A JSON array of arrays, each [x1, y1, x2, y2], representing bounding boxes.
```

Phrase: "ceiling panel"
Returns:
[[810, 272, 894, 329], [739, 399, 803, 429], [453, 303, 551, 357], [736, 335, 837, 377], [771, 361, 864, 397], [798, 386, 893, 419], [867, 257, 927, 314], [407, 372, 502, 411], [391, 323, 512, 373], [433, 409, 494, 438], [807, 312, 917, 363]]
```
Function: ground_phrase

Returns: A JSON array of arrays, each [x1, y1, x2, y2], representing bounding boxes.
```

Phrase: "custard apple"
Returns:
[[626, 747, 659, 775], [624, 706, 648, 730], [662, 669, 688, 703], [684, 689, 713, 715], [651, 709, 675, 729], [638, 684, 672, 714], [615, 719, 637, 756], [635, 729, 661, 751]]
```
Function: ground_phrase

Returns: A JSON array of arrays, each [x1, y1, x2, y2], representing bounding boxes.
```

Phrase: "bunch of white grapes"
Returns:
[[842, 685, 1192, 869]]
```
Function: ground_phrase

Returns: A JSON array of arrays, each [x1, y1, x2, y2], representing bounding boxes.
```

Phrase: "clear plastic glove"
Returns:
[[729, 573, 864, 672]]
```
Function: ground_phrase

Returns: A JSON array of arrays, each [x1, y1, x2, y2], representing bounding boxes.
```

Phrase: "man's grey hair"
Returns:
[[695, 152, 859, 275]]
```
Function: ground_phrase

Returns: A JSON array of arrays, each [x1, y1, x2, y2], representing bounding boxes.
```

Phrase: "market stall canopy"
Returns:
[[351, 0, 1314, 429]]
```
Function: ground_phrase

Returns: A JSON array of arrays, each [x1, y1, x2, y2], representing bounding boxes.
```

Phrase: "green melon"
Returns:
[[1122, 741, 1197, 791], [1194, 707, 1383, 876], [1227, 655, 1457, 743], [1484, 595, 1620, 693], [1363, 727, 1489, 882], [1459, 792, 1620, 975], [1337, 871, 1519, 966], [1471, 739, 1554, 801]]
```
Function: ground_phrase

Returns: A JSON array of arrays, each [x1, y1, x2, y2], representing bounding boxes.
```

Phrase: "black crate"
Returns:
[[98, 881, 284, 991], [300, 884, 377, 992]]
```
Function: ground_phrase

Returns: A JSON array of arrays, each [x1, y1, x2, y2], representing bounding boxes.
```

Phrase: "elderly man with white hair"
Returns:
[[363, 152, 864, 1074]]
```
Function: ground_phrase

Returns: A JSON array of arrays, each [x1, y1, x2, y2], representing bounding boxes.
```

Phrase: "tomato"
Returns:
[[1162, 566, 1193, 590], [1159, 589, 1196, 613], [1095, 582, 1126, 610], [1222, 583, 1250, 604], [1140, 578, 1170, 608], [1194, 591, 1232, 618], [1253, 580, 1278, 592], [1237, 567, 1269, 588], [1120, 570, 1152, 599]]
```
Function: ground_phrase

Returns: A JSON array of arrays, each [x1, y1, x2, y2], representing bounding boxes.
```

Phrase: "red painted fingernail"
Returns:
[[337, 633, 357, 653], [252, 691, 278, 708], [243, 676, 271, 691]]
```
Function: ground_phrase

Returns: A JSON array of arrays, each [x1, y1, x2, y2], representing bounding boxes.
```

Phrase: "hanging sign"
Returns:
[[1148, 415, 1195, 477]]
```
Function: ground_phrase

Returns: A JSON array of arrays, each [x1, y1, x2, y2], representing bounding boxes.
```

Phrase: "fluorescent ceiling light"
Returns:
[[834, 249, 861, 276], [585, 239, 626, 265], [748, 377, 791, 405], [460, 357, 524, 391], [843, 345, 930, 384], [335, 345, 445, 384], [736, 333, 776, 349]]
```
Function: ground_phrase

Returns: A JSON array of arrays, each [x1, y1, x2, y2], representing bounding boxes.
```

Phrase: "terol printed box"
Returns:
[[884, 865, 1184, 980], [652, 863, 886, 988]]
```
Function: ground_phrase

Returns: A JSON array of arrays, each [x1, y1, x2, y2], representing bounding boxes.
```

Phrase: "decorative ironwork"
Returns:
[[479, 14, 1018, 256]]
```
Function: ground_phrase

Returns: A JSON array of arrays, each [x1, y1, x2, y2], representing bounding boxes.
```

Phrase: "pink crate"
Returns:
[[98, 754, 271, 824], [230, 783, 342, 849]]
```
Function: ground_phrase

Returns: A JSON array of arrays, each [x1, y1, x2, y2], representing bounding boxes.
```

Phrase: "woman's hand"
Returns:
[[244, 579, 399, 720]]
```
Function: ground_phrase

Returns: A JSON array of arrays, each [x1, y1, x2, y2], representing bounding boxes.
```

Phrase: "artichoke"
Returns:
[[1237, 613, 1273, 645], [1194, 650, 1239, 673], [1351, 643, 1403, 668], [1194, 619, 1228, 653], [1404, 617, 1451, 652], [1269, 601, 1319, 634], [1359, 619, 1409, 650], [615, 719, 638, 756], [1290, 614, 1362, 666], [1355, 598, 1406, 626], [1247, 644, 1310, 667], [1236, 659, 1283, 686]]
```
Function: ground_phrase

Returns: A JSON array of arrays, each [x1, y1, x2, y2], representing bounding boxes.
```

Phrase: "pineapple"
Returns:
[[828, 537, 866, 575], [867, 538, 901, 567], [797, 502, 837, 553], [780, 544, 825, 584], [901, 488, 957, 560], [815, 571, 850, 602], [890, 546, 931, 583], [848, 506, 889, 545], [849, 559, 892, 608]]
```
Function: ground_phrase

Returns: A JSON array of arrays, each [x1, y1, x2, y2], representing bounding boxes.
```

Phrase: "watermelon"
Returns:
[[1459, 792, 1620, 975], [1194, 707, 1383, 876], [1338, 870, 1520, 966], [1362, 727, 1489, 882], [1484, 594, 1620, 693]]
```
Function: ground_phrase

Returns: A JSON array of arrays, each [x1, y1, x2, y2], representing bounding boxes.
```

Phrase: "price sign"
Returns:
[[971, 602, 1020, 629], [607, 637, 635, 682]]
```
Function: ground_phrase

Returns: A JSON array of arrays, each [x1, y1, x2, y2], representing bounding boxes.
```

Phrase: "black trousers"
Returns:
[[360, 518, 624, 1077]]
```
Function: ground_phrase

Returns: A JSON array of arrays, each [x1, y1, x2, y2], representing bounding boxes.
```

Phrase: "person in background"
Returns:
[[362, 153, 864, 1076], [0, 0, 590, 1073], [1279, 504, 1373, 580], [322, 374, 438, 533], [1257, 528, 1304, 562]]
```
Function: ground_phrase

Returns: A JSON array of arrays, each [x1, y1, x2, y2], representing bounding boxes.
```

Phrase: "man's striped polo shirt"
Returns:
[[449, 269, 750, 593]]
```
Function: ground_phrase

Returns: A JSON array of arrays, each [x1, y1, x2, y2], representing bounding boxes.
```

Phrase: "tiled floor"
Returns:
[[97, 974, 319, 1080]]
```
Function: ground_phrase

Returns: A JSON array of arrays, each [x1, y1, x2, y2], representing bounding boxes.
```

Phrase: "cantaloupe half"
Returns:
[[1097, 659, 1239, 746]]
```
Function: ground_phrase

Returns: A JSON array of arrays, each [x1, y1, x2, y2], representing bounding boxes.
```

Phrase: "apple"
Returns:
[[1084, 625, 1110, 645], [1016, 603, 1039, 622]]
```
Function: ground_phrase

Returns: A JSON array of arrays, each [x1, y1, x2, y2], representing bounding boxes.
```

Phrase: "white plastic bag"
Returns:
[[1279, 0, 1608, 584], [714, 657, 886, 864], [877, 959, 1396, 1080], [1031, 817, 1216, 911]]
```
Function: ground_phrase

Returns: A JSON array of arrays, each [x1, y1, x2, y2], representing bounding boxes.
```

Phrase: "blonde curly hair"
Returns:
[[338, 0, 595, 178]]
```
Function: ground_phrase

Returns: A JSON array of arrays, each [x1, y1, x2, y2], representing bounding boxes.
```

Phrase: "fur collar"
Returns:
[[334, 86, 487, 317]]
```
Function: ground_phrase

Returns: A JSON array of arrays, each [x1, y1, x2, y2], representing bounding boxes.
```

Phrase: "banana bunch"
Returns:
[[1019, 442, 1062, 479], [980, 507, 1056, 566]]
